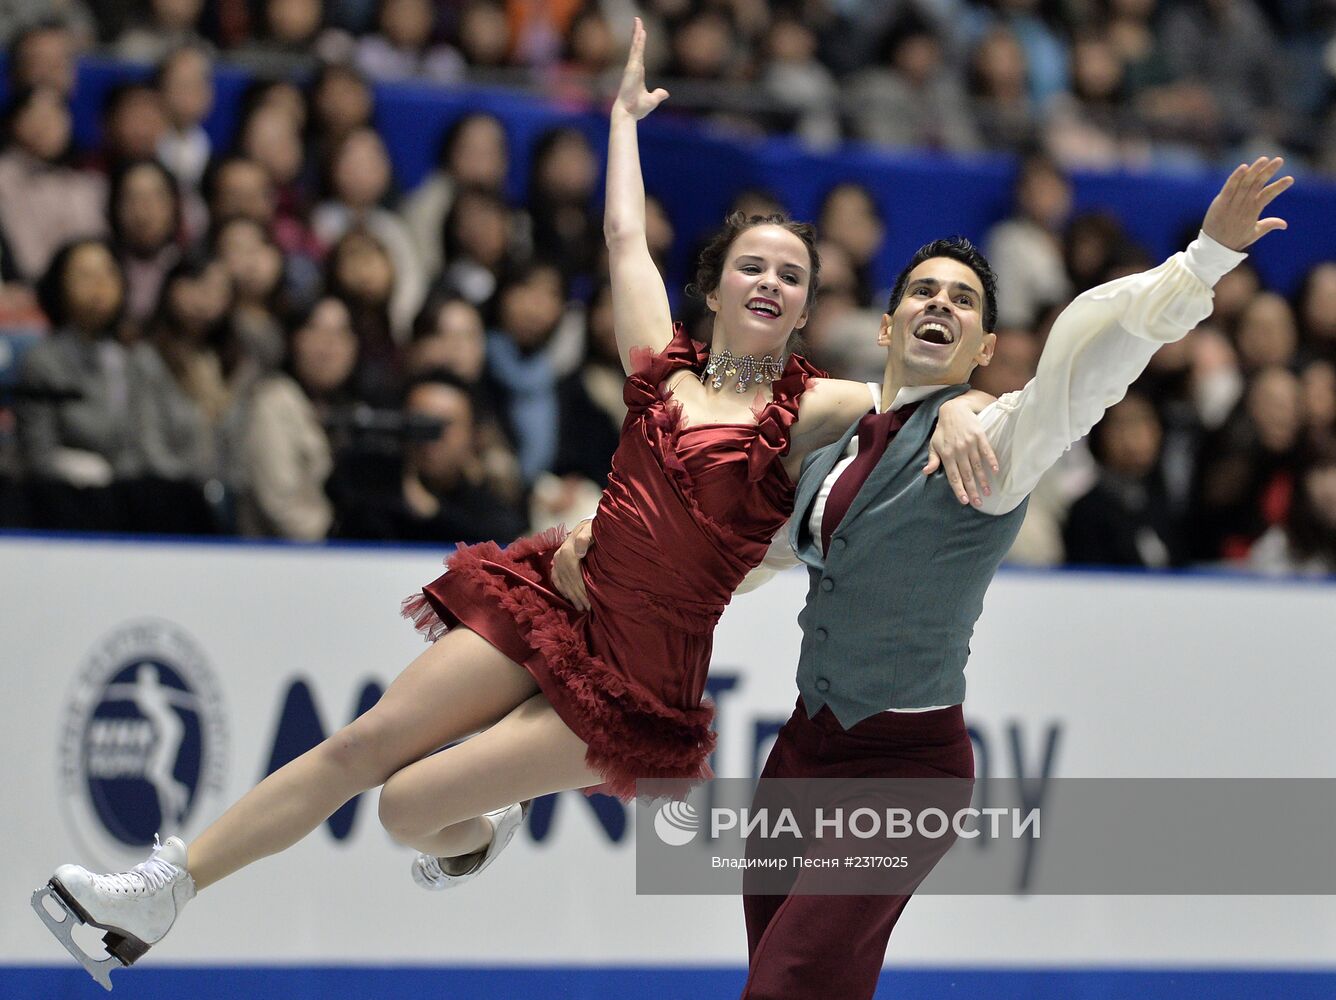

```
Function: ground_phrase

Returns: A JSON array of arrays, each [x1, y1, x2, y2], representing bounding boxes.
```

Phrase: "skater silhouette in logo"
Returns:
[[101, 663, 197, 830]]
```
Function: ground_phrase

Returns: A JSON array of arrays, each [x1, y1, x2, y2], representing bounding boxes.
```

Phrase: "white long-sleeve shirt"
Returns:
[[739, 232, 1244, 650]]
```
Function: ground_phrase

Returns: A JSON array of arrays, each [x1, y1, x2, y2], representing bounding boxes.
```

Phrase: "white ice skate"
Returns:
[[31, 835, 195, 991], [412, 801, 530, 890]]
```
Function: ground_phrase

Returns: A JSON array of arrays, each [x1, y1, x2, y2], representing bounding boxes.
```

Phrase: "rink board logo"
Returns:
[[59, 620, 228, 867]]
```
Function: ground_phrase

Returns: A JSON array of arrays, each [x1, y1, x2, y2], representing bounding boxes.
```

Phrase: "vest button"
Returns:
[[814, 627, 828, 641], [832, 537, 847, 552], [815, 677, 831, 692], [820, 577, 834, 592]]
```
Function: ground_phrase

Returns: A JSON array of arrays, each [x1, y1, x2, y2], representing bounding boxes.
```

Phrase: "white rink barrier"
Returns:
[[3, 535, 1335, 977]]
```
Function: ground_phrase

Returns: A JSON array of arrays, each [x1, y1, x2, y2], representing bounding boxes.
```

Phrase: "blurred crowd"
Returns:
[[36, 0, 1336, 172], [0, 2, 1332, 578]]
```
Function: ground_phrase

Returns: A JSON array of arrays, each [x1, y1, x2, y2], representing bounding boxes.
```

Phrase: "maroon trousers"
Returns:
[[741, 700, 975, 1000]]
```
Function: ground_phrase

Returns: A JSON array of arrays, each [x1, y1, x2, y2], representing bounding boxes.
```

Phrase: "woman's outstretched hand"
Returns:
[[615, 17, 668, 121], [925, 395, 999, 507], [552, 519, 595, 612]]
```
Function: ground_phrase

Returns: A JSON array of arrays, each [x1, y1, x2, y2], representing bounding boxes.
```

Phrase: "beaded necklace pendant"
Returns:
[[702, 350, 784, 392]]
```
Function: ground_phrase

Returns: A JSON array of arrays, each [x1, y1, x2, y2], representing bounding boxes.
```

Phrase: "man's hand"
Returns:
[[614, 18, 668, 121], [1202, 156, 1294, 251], [552, 519, 595, 612], [925, 394, 999, 507]]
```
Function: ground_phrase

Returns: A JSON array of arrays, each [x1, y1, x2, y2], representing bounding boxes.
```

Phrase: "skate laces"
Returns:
[[93, 836, 181, 894]]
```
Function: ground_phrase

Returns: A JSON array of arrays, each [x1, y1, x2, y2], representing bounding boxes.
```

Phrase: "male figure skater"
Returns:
[[739, 157, 1292, 999]]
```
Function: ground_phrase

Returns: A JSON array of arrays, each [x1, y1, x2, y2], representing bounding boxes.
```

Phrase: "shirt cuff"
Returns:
[[1184, 230, 1248, 287]]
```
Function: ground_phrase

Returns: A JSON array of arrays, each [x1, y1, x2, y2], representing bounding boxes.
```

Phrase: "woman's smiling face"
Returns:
[[707, 224, 812, 351]]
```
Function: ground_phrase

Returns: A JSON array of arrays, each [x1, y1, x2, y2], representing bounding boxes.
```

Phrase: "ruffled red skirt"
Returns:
[[402, 528, 715, 801]]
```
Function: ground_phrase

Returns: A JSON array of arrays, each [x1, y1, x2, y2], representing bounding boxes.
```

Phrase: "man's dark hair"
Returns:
[[886, 236, 999, 332]]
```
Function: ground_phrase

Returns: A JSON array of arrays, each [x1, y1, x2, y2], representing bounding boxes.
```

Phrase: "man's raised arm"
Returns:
[[978, 156, 1293, 515]]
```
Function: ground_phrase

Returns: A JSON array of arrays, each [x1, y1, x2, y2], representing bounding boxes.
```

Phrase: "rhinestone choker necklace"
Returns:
[[701, 350, 785, 393]]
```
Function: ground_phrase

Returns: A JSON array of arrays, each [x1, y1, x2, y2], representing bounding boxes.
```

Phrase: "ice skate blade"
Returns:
[[30, 882, 126, 991]]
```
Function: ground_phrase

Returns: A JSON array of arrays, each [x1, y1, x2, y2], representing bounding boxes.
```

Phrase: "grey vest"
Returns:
[[789, 385, 1028, 728]]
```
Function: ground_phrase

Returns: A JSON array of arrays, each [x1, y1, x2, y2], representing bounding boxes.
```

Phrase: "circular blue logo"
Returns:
[[60, 621, 227, 867]]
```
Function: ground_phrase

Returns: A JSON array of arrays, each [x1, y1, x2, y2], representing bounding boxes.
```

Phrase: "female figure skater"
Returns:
[[34, 21, 996, 989]]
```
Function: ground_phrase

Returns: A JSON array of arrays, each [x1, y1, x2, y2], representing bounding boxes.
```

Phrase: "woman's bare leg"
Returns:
[[187, 628, 538, 890], [377, 691, 602, 857]]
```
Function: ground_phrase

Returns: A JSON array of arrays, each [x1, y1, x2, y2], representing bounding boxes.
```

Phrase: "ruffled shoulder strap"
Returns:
[[623, 323, 707, 414], [746, 351, 828, 482]]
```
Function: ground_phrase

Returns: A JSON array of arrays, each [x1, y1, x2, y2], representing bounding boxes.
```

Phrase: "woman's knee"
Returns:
[[319, 711, 405, 789], [377, 769, 432, 844]]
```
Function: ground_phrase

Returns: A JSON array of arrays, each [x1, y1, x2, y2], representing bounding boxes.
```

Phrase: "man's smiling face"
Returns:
[[880, 257, 996, 386]]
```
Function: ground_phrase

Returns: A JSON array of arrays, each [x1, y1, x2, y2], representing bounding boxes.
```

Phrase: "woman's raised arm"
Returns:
[[605, 18, 674, 374]]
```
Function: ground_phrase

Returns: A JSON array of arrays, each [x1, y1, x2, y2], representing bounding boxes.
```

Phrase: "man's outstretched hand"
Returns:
[[1202, 156, 1294, 251]]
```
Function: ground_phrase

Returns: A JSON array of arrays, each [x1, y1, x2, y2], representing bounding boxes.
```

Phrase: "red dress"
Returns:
[[402, 325, 824, 799]]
